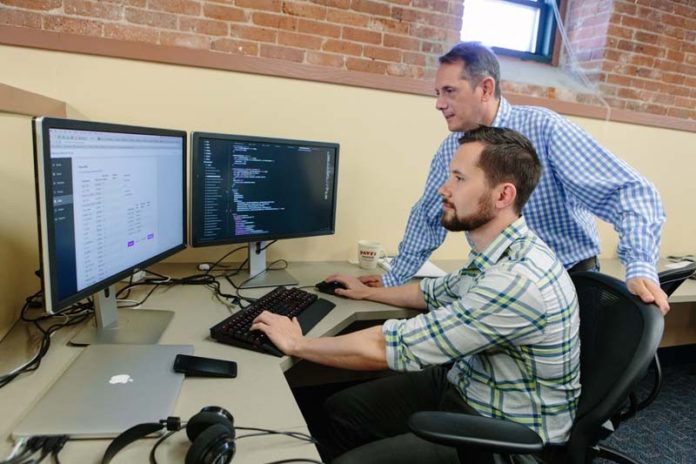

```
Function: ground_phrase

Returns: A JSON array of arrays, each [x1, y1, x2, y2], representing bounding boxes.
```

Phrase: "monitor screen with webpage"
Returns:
[[33, 117, 187, 344], [190, 132, 339, 288]]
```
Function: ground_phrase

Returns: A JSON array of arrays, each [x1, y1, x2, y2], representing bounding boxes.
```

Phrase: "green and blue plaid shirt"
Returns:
[[383, 217, 581, 444]]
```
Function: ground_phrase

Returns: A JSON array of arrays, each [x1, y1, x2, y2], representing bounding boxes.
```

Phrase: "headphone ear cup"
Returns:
[[186, 411, 235, 442], [185, 423, 236, 464]]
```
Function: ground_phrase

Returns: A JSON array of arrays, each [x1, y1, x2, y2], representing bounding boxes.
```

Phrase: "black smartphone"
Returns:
[[173, 354, 237, 378]]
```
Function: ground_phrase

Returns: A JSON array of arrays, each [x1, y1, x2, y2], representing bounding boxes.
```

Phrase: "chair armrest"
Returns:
[[408, 411, 544, 454]]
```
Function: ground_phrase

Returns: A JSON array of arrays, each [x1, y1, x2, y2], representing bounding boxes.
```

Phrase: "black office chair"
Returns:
[[407, 272, 664, 464], [619, 262, 696, 421]]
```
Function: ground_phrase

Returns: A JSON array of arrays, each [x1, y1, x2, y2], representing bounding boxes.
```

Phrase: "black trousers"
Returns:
[[323, 366, 495, 464]]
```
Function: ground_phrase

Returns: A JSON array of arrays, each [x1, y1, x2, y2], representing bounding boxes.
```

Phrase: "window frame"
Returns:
[[463, 0, 560, 64]]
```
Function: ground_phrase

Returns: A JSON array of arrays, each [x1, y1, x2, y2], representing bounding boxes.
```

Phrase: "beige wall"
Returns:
[[0, 112, 40, 340], [1, 44, 695, 339]]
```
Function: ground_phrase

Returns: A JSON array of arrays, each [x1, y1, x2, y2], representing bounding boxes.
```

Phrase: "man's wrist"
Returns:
[[364, 286, 384, 302], [625, 261, 659, 283], [288, 336, 307, 358]]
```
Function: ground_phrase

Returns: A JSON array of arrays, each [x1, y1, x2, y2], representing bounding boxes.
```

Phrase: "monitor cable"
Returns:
[[0, 293, 92, 390], [106, 410, 322, 464], [0, 435, 69, 464], [200, 245, 248, 275], [148, 425, 322, 464], [221, 240, 280, 278], [265, 460, 325, 464], [224, 258, 289, 310], [227, 258, 289, 291], [116, 268, 248, 310], [220, 241, 296, 307], [0, 436, 45, 464]]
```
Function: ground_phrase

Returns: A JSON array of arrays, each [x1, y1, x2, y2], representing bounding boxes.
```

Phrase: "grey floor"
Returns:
[[598, 362, 696, 464]]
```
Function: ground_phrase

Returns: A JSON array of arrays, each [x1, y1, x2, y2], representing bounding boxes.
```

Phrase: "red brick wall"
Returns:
[[0, 0, 694, 122], [565, 0, 696, 120], [0, 0, 463, 80]]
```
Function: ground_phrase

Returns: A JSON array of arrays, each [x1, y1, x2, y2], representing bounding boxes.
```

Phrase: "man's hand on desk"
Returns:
[[358, 274, 383, 287], [627, 277, 670, 315], [325, 274, 375, 300]]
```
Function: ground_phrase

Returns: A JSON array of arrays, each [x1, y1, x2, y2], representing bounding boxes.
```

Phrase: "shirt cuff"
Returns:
[[624, 261, 659, 283], [381, 319, 402, 370], [382, 273, 403, 288]]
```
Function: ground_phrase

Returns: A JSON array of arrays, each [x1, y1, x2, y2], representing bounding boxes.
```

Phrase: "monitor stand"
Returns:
[[71, 285, 173, 346], [227, 241, 298, 289]]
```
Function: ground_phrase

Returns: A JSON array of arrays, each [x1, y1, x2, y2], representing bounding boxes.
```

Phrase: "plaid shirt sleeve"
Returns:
[[383, 268, 547, 371], [545, 118, 665, 282], [382, 139, 454, 287]]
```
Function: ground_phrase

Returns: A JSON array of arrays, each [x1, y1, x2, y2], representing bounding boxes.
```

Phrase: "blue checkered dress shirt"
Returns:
[[383, 97, 665, 287]]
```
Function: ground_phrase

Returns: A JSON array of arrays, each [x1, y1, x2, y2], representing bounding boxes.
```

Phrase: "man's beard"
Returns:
[[440, 195, 495, 232]]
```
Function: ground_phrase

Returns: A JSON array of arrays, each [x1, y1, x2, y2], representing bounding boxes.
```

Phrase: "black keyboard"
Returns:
[[209, 286, 336, 357]]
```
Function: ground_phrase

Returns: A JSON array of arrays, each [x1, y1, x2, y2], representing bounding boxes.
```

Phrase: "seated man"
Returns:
[[252, 126, 581, 464]]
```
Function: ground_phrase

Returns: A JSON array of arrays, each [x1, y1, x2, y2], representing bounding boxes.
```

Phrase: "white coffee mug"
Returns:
[[358, 240, 384, 269]]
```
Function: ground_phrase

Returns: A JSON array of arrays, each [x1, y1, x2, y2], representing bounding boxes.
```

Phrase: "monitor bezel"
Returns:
[[33, 116, 188, 314], [189, 131, 340, 248]]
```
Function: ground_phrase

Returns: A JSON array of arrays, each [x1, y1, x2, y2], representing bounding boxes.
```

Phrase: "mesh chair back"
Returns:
[[565, 272, 663, 463]]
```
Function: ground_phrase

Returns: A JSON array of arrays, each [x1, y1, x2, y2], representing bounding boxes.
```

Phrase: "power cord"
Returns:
[[0, 436, 45, 464], [116, 268, 245, 309], [1, 263, 245, 390], [224, 258, 289, 310], [0, 435, 69, 464], [264, 460, 324, 464], [220, 241, 288, 307], [235, 426, 317, 444], [145, 423, 321, 464], [201, 245, 248, 275], [50, 436, 68, 464], [0, 293, 92, 389], [148, 430, 177, 464]]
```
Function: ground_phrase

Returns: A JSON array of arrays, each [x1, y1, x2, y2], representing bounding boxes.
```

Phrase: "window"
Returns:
[[460, 0, 559, 63]]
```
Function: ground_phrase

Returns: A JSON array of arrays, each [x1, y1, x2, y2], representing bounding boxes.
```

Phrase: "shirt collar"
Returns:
[[491, 96, 511, 128], [464, 216, 529, 273]]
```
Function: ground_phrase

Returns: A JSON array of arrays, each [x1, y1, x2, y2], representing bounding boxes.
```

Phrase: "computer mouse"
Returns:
[[315, 280, 347, 296]]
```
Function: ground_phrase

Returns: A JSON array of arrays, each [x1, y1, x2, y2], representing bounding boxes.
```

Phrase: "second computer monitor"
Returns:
[[191, 132, 339, 287]]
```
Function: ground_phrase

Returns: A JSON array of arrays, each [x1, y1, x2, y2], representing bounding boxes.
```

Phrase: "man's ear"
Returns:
[[479, 76, 496, 101], [494, 183, 517, 210]]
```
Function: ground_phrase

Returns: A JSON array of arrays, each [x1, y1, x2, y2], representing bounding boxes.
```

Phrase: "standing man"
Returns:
[[360, 42, 668, 313], [253, 127, 581, 463]]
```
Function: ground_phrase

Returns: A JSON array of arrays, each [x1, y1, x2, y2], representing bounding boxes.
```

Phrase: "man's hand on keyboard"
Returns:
[[251, 311, 303, 356]]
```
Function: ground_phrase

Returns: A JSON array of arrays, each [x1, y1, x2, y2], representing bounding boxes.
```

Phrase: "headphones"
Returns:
[[102, 406, 236, 464]]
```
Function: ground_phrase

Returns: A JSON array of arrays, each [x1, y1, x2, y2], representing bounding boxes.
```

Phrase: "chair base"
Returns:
[[597, 445, 641, 464]]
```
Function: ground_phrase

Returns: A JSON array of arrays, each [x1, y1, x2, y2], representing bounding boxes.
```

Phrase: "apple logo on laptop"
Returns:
[[109, 374, 134, 385]]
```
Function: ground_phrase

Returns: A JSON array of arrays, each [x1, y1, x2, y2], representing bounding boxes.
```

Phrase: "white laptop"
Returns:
[[13, 344, 193, 439]]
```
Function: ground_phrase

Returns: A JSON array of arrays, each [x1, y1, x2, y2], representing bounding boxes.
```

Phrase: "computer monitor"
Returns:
[[33, 117, 187, 344], [191, 132, 339, 288]]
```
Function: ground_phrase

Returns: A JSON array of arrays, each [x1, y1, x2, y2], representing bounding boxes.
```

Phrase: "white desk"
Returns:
[[598, 258, 696, 304], [1, 259, 694, 462], [0, 261, 417, 464]]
